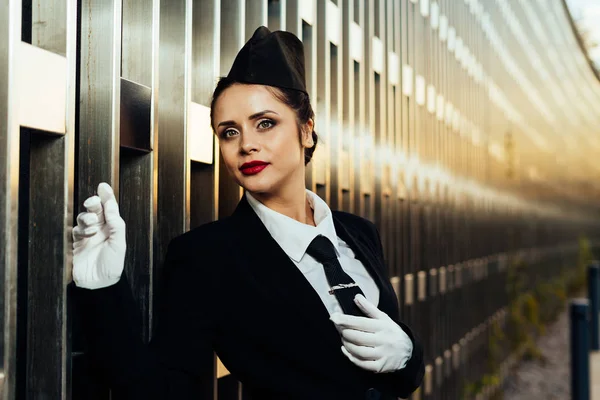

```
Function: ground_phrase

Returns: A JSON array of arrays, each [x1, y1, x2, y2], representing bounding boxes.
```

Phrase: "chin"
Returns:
[[237, 174, 278, 195]]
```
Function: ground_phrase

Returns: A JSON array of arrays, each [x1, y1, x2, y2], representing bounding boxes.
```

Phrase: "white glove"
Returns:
[[330, 294, 413, 373], [72, 182, 127, 290]]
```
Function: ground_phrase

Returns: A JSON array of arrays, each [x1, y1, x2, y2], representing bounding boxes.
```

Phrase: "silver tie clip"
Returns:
[[328, 282, 359, 295]]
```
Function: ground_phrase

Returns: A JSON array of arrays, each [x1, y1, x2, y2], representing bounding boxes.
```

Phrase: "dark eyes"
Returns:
[[257, 119, 275, 130], [220, 119, 276, 139], [222, 129, 237, 138]]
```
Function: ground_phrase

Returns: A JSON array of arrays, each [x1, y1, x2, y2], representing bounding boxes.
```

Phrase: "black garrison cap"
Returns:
[[226, 26, 308, 94]]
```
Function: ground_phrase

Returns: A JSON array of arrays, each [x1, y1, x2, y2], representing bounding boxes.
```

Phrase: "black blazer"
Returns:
[[74, 195, 424, 400]]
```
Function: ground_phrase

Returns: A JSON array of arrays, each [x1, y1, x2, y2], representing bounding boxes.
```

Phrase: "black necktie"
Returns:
[[306, 235, 366, 316]]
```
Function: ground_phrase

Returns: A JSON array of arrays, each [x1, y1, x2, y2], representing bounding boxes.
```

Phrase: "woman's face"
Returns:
[[213, 84, 313, 195]]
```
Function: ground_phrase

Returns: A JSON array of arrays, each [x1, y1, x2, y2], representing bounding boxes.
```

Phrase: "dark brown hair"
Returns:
[[210, 77, 318, 165]]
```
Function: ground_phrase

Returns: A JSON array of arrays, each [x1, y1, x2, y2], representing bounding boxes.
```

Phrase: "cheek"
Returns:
[[219, 143, 238, 172], [274, 128, 303, 162]]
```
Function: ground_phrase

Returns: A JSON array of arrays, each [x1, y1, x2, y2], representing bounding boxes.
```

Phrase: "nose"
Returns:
[[239, 131, 260, 154]]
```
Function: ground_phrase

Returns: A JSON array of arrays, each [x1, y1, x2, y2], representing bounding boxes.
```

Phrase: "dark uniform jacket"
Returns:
[[74, 195, 424, 400]]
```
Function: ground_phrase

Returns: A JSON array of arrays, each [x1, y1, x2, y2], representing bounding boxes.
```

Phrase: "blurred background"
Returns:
[[1, 0, 600, 399], [566, 0, 600, 73]]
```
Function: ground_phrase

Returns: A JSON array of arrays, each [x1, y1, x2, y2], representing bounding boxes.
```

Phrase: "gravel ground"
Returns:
[[501, 305, 571, 400]]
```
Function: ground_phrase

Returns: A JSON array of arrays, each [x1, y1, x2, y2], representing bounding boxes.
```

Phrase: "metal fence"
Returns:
[[2, 0, 600, 399]]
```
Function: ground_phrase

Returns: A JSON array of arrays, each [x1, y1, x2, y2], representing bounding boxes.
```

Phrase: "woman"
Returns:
[[72, 26, 424, 400]]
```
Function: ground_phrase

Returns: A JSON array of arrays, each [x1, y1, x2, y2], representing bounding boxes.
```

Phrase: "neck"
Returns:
[[250, 181, 315, 227]]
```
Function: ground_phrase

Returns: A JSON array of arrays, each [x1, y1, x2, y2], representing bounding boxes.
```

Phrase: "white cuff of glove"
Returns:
[[330, 294, 415, 374], [72, 182, 126, 290]]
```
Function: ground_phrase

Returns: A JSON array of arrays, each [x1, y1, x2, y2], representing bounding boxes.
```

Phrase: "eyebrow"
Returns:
[[217, 110, 279, 128]]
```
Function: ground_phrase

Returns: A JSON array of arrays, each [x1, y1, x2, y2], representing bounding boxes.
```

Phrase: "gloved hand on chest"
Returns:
[[329, 294, 413, 373]]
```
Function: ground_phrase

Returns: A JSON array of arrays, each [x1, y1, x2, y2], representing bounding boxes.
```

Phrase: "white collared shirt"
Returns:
[[246, 190, 380, 315]]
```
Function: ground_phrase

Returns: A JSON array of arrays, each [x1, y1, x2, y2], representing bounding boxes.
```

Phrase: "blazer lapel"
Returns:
[[332, 213, 398, 316], [229, 196, 341, 344], [228, 197, 397, 341]]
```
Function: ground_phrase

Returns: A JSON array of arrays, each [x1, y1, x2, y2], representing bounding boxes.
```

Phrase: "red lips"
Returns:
[[240, 160, 269, 176]]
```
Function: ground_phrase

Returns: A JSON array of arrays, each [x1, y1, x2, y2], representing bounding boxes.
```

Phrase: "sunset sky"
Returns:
[[566, 0, 600, 70]]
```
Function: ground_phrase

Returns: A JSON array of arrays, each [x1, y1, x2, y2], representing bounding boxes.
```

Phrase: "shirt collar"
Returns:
[[245, 189, 339, 262]]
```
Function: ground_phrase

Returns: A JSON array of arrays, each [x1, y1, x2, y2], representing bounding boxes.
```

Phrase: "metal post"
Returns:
[[571, 299, 590, 400], [589, 261, 600, 351]]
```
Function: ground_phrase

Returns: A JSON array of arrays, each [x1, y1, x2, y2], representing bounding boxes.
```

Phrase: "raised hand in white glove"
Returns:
[[330, 294, 413, 373], [72, 182, 126, 290]]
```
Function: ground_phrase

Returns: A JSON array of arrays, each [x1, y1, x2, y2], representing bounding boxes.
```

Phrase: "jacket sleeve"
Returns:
[[367, 220, 425, 399], [73, 236, 216, 399]]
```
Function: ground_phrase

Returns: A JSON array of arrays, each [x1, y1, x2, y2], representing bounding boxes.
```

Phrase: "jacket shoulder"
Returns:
[[332, 210, 377, 235], [332, 210, 382, 254], [159, 218, 235, 287], [167, 217, 234, 254]]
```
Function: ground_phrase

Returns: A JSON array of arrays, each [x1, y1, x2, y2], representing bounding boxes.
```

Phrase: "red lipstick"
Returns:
[[240, 160, 269, 176]]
